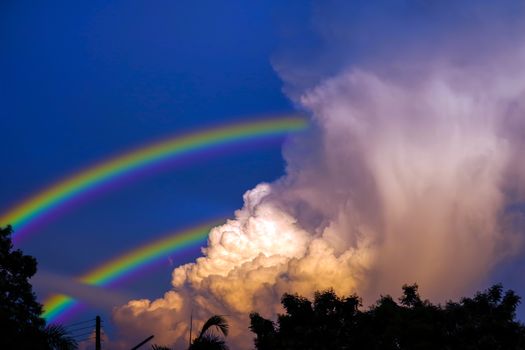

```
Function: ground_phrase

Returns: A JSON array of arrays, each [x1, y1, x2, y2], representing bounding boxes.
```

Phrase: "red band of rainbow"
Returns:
[[0, 115, 307, 242]]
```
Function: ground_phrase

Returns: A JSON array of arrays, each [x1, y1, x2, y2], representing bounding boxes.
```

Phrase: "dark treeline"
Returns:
[[250, 284, 525, 350], [0, 226, 77, 350], [3, 224, 525, 350]]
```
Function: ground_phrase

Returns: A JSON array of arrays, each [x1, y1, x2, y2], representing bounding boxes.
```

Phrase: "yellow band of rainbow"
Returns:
[[42, 222, 221, 323], [0, 115, 307, 241]]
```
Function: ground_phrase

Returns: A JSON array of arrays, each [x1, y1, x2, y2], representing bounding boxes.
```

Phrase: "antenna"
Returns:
[[188, 308, 193, 349], [95, 316, 101, 350], [130, 335, 154, 350]]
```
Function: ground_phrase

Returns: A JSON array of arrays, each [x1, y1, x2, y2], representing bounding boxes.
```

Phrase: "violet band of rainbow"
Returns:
[[0, 115, 307, 241], [42, 222, 220, 323]]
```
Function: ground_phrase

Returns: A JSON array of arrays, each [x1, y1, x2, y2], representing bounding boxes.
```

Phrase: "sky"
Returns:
[[1, 0, 296, 334], [3, 1, 525, 349]]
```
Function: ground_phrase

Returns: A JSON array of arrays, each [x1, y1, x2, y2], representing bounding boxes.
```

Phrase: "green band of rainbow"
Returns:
[[0, 115, 307, 241], [42, 222, 219, 323]]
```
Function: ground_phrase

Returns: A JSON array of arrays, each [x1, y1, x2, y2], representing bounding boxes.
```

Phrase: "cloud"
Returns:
[[109, 1, 525, 348], [33, 269, 132, 310]]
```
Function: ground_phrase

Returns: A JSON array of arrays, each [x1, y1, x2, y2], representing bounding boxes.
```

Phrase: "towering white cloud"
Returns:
[[111, 1, 525, 349]]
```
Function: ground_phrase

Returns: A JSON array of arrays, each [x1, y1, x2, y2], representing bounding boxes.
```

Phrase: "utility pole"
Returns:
[[189, 309, 193, 349], [96, 315, 101, 350]]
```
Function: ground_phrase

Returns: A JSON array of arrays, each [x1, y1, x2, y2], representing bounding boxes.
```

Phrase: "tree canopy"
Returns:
[[250, 284, 525, 350], [0, 225, 77, 349], [152, 314, 230, 350], [3, 221, 525, 350], [189, 315, 229, 350]]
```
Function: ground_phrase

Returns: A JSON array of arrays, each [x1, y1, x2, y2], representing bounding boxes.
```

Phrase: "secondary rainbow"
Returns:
[[42, 222, 219, 323], [0, 115, 307, 241]]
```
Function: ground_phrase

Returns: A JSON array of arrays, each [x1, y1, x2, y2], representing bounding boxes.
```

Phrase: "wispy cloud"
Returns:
[[109, 1, 525, 349], [34, 269, 132, 310]]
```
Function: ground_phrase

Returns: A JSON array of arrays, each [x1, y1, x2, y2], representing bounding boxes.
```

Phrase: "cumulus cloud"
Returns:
[[110, 1, 525, 348]]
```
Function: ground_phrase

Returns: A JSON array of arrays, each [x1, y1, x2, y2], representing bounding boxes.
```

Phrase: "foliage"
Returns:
[[44, 324, 78, 350], [189, 315, 229, 350], [190, 334, 229, 350], [250, 284, 525, 350], [151, 345, 172, 350], [0, 225, 47, 348], [0, 225, 77, 349], [198, 315, 229, 339], [152, 314, 230, 350]]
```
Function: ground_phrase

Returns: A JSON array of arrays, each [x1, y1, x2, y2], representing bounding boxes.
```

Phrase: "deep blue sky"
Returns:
[[3, 0, 525, 336], [1, 0, 299, 326]]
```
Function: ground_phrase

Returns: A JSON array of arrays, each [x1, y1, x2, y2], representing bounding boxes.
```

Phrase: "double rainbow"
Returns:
[[43, 222, 219, 323], [0, 115, 307, 242]]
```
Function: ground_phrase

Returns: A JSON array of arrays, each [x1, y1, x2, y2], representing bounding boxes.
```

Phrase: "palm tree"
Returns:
[[151, 315, 230, 350], [44, 324, 78, 350], [189, 315, 229, 350], [151, 345, 171, 350]]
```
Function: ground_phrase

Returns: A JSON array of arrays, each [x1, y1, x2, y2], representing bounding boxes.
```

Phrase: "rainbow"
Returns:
[[42, 222, 219, 323], [0, 115, 307, 241]]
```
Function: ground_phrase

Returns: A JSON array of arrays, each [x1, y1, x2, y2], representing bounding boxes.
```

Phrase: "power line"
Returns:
[[64, 318, 95, 328], [75, 336, 98, 343], [67, 325, 95, 333], [71, 331, 95, 339], [61, 316, 104, 348]]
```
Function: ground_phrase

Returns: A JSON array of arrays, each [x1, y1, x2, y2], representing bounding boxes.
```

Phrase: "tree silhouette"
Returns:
[[0, 225, 77, 349], [43, 324, 78, 350], [250, 284, 525, 350], [151, 345, 171, 350], [151, 315, 230, 350], [189, 315, 229, 350]]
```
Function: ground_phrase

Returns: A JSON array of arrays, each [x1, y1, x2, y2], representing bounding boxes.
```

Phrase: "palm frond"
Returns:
[[191, 334, 230, 350], [151, 345, 172, 350], [44, 324, 78, 350], [198, 315, 229, 338]]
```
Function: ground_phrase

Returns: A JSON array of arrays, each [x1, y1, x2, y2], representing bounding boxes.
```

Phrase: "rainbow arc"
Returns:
[[0, 115, 307, 242], [43, 222, 219, 323]]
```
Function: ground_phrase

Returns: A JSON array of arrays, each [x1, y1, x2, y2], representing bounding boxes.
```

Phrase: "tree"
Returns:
[[250, 289, 361, 350], [151, 345, 171, 350], [189, 315, 229, 350], [151, 315, 230, 350], [0, 225, 77, 349], [43, 324, 78, 350], [250, 285, 525, 350]]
